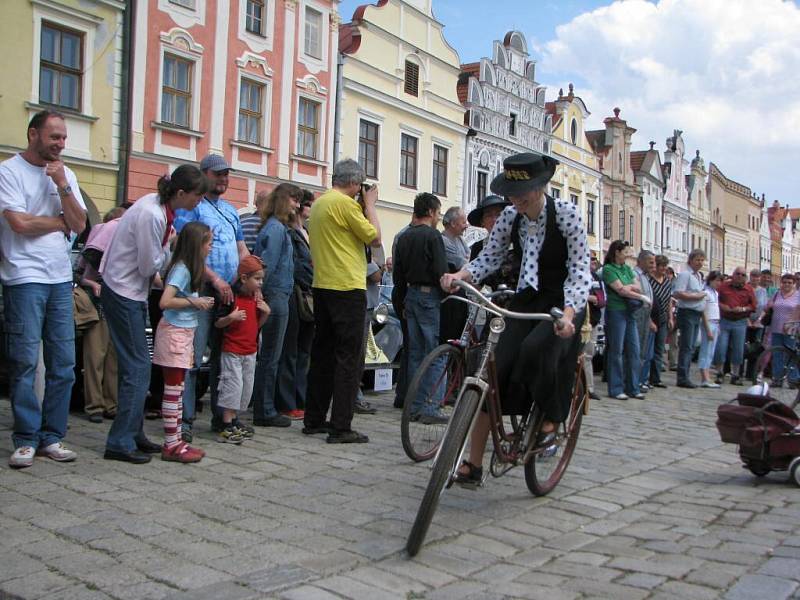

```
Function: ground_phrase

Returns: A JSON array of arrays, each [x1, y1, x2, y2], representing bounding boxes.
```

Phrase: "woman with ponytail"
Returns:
[[99, 165, 207, 464]]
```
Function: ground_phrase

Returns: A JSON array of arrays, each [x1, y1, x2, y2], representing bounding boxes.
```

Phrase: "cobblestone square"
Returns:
[[1, 374, 798, 599]]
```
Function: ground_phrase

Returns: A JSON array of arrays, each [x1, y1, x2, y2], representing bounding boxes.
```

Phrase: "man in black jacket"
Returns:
[[393, 193, 448, 423]]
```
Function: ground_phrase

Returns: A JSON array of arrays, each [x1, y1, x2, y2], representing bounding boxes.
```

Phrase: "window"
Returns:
[[629, 215, 634, 244], [570, 193, 578, 205], [400, 133, 418, 188], [509, 113, 517, 137], [161, 54, 193, 127], [619, 210, 625, 241], [587, 199, 595, 235], [666, 226, 671, 248], [170, 0, 196, 7], [40, 23, 83, 110], [358, 120, 379, 179], [603, 205, 611, 239], [297, 97, 319, 158], [570, 118, 578, 145], [550, 188, 561, 200], [238, 79, 263, 144], [304, 7, 322, 59], [476, 171, 488, 201], [691, 234, 695, 250], [246, 0, 265, 35], [432, 144, 448, 196], [646, 217, 651, 242], [404, 60, 419, 97]]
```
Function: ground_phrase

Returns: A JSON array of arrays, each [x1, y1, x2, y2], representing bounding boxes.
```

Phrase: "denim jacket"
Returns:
[[253, 216, 294, 297]]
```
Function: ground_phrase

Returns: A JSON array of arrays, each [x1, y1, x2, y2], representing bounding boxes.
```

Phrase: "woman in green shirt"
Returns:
[[603, 240, 646, 400]]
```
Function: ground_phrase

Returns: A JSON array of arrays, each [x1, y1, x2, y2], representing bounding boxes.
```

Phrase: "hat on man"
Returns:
[[490, 152, 558, 197], [199, 154, 232, 173], [467, 195, 510, 227], [238, 255, 264, 276]]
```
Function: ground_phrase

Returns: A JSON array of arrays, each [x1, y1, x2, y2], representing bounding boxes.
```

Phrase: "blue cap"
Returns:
[[199, 154, 232, 173]]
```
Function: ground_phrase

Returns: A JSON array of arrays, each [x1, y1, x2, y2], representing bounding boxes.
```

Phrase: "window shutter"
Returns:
[[404, 61, 419, 97]]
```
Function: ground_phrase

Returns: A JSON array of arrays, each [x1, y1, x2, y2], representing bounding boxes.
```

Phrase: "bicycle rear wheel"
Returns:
[[401, 344, 466, 462], [753, 345, 800, 407], [406, 388, 481, 557], [524, 371, 585, 496]]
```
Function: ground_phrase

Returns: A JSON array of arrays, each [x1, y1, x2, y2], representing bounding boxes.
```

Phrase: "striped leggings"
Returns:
[[162, 367, 186, 450]]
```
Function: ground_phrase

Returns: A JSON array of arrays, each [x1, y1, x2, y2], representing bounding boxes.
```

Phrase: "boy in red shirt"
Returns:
[[215, 255, 271, 443]]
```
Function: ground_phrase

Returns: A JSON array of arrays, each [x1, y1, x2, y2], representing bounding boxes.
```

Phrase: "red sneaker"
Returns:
[[282, 409, 305, 420], [161, 442, 203, 463]]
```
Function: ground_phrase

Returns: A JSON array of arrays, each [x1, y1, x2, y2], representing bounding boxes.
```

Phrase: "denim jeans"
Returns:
[[649, 321, 668, 384], [714, 318, 747, 368], [252, 290, 290, 420], [769, 332, 798, 382], [182, 306, 221, 428], [639, 329, 655, 386], [101, 284, 150, 453], [676, 308, 702, 385], [3, 282, 75, 449], [405, 286, 444, 416], [698, 320, 719, 370], [605, 308, 640, 397]]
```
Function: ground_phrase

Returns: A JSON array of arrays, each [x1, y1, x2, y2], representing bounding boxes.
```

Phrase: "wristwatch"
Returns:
[[58, 184, 73, 198]]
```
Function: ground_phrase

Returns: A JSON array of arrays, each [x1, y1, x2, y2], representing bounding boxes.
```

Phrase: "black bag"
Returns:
[[295, 285, 314, 322], [624, 297, 644, 313], [82, 247, 104, 271], [761, 293, 778, 327]]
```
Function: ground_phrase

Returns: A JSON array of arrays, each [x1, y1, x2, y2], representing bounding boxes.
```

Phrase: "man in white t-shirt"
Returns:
[[0, 110, 87, 468]]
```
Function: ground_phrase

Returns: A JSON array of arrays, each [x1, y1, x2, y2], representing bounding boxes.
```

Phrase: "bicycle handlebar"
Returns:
[[446, 279, 564, 323]]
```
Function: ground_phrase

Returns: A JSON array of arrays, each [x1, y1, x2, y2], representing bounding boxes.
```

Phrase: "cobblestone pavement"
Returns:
[[0, 372, 799, 600]]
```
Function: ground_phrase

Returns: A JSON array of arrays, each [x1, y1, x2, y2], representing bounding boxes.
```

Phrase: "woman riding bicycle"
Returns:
[[441, 152, 591, 485]]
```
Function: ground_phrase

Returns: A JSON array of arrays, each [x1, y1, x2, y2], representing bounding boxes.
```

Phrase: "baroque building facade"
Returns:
[[587, 108, 640, 253], [630, 142, 664, 256], [339, 0, 466, 242], [545, 85, 602, 254], [0, 0, 127, 219], [127, 0, 339, 207], [708, 162, 751, 274], [661, 130, 689, 271], [457, 31, 551, 223], [686, 150, 711, 262]]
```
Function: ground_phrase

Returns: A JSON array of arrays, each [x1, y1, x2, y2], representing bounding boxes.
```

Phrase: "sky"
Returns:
[[336, 0, 800, 207]]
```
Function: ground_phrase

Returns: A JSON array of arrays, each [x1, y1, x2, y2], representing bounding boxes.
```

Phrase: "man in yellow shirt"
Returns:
[[303, 159, 381, 443]]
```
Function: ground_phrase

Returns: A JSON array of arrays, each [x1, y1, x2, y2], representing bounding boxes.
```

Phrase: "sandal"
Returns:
[[454, 460, 483, 488]]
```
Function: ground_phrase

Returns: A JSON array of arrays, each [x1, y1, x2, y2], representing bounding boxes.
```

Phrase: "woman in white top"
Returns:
[[699, 271, 723, 387]]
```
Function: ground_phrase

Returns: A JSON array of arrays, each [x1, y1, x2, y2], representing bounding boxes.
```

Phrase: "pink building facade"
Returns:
[[128, 0, 339, 208]]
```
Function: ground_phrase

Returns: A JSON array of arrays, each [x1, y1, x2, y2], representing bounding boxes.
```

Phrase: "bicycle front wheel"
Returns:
[[524, 371, 585, 496], [401, 344, 466, 462], [406, 388, 482, 557], [753, 345, 800, 407]]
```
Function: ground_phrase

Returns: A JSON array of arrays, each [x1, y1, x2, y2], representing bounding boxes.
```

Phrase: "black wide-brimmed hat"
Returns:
[[490, 152, 558, 197], [467, 194, 510, 226]]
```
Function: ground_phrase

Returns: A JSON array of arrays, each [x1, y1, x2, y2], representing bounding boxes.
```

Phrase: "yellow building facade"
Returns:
[[545, 86, 602, 254], [0, 0, 126, 221], [338, 0, 466, 244]]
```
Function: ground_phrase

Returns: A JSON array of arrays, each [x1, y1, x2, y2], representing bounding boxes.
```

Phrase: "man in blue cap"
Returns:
[[174, 154, 250, 438]]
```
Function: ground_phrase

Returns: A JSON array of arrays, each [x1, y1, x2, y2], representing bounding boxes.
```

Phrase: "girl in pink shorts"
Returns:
[[153, 222, 214, 462]]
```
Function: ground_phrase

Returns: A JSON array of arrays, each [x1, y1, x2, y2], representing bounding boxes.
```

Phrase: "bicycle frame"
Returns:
[[433, 281, 567, 478]]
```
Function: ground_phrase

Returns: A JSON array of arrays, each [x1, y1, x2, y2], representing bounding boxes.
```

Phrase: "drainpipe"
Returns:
[[332, 51, 344, 162], [116, 0, 135, 206]]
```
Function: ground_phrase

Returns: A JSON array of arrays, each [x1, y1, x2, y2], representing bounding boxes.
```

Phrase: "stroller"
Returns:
[[716, 387, 800, 485]]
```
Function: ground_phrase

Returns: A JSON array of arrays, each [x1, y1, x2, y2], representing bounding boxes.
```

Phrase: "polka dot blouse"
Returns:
[[466, 199, 591, 310]]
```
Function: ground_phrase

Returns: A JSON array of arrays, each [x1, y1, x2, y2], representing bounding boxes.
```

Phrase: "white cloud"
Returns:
[[537, 0, 800, 202]]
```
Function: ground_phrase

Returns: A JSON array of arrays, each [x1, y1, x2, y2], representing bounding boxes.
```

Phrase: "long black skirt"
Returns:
[[493, 287, 585, 422]]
